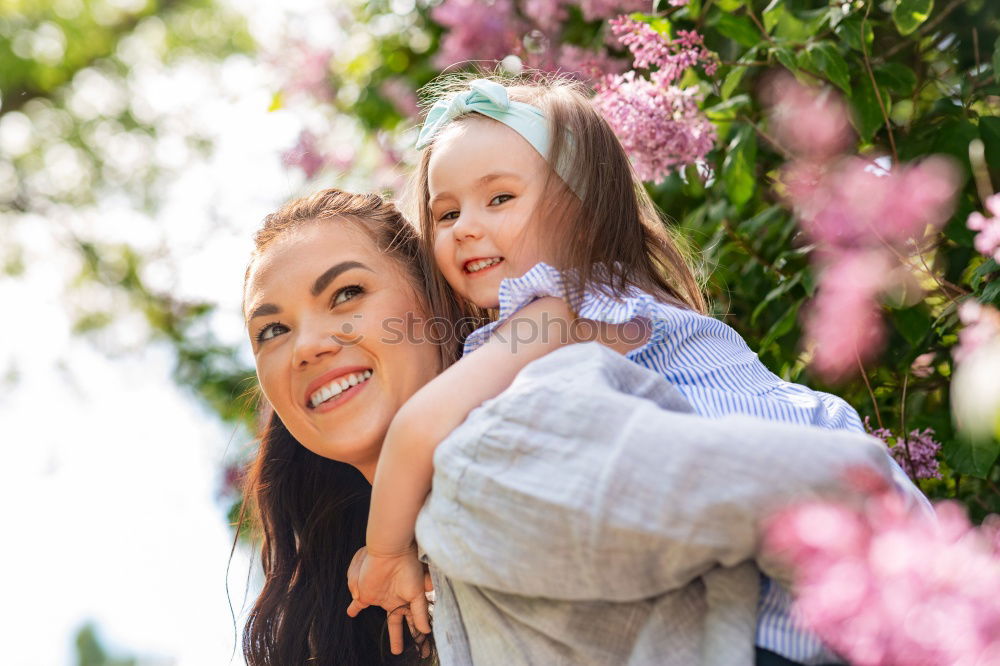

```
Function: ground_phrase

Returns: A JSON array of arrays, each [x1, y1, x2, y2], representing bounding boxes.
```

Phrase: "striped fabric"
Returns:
[[463, 262, 864, 665]]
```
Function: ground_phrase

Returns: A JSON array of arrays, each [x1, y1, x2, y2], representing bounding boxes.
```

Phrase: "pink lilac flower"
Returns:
[[765, 490, 1000, 666], [522, 0, 567, 32], [578, 0, 647, 22], [379, 78, 420, 119], [555, 44, 628, 83], [609, 17, 719, 82], [668, 0, 690, 5], [431, 0, 524, 68], [785, 156, 959, 250], [271, 45, 334, 102], [967, 193, 1000, 262], [864, 418, 942, 481], [281, 130, 326, 179], [804, 251, 889, 382], [763, 73, 852, 158], [954, 300, 1000, 364], [593, 71, 716, 182]]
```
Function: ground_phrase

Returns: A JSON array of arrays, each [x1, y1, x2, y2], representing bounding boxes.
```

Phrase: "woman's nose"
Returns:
[[292, 325, 343, 368]]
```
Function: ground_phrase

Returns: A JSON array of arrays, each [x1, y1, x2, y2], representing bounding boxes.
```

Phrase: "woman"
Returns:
[[240, 188, 448, 664], [240, 187, 918, 665]]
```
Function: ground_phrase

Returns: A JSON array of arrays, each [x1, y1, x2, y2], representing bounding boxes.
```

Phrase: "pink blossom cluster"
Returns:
[[967, 193, 1000, 263], [865, 417, 942, 480], [593, 71, 716, 182], [609, 17, 719, 83], [431, 0, 524, 68], [281, 130, 326, 179], [593, 17, 718, 182], [765, 489, 1000, 666], [553, 44, 628, 83], [577, 0, 648, 22], [954, 300, 1000, 364], [765, 74, 961, 381], [272, 45, 334, 102]]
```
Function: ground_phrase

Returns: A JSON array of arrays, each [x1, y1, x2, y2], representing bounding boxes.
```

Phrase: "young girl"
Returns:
[[348, 74, 868, 664]]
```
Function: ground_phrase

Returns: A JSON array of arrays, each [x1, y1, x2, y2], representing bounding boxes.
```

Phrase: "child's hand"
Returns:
[[346, 545, 432, 654]]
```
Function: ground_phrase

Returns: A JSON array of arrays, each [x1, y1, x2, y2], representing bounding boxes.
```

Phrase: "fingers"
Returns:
[[346, 546, 366, 603], [345, 598, 368, 618], [409, 593, 433, 636], [387, 607, 406, 655]]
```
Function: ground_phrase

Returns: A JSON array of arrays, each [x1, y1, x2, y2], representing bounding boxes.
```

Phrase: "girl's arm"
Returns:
[[346, 298, 646, 635]]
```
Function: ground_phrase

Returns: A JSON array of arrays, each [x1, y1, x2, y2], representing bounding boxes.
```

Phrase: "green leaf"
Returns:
[[716, 0, 745, 11], [721, 65, 747, 100], [759, 302, 800, 350], [980, 116, 1000, 175], [850, 75, 885, 142], [890, 305, 932, 346], [835, 14, 874, 52], [721, 124, 757, 209], [762, 0, 784, 33], [993, 37, 1000, 88], [874, 62, 917, 96], [892, 0, 934, 36], [751, 273, 803, 325], [801, 42, 851, 93], [714, 12, 761, 48], [944, 433, 1000, 478], [771, 46, 797, 72]]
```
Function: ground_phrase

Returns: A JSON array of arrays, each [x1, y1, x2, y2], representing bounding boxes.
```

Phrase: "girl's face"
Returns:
[[245, 221, 440, 480], [428, 116, 553, 309]]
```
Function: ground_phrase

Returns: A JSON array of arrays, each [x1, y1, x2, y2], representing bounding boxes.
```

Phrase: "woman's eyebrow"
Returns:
[[311, 260, 373, 296], [247, 302, 280, 320]]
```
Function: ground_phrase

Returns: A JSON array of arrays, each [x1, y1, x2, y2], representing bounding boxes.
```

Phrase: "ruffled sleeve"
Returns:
[[462, 262, 671, 356]]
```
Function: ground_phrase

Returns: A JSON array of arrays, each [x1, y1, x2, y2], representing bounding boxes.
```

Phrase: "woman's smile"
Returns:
[[306, 366, 374, 411]]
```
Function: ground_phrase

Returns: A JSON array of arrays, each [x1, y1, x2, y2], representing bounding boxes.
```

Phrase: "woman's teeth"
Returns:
[[310, 370, 373, 408], [465, 257, 502, 273]]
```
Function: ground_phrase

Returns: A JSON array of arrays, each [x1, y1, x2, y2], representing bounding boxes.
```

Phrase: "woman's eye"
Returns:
[[332, 284, 364, 307], [256, 321, 288, 343], [489, 194, 513, 206]]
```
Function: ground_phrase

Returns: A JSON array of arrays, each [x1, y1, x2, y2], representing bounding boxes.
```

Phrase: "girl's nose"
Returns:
[[451, 212, 483, 241]]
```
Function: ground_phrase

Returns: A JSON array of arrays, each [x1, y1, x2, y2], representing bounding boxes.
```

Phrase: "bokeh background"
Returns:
[[2, 0, 999, 663]]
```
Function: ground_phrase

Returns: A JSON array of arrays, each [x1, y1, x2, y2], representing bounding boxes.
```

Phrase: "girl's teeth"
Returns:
[[468, 258, 501, 273]]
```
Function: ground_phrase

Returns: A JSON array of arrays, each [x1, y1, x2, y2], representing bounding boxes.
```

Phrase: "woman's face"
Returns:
[[245, 220, 441, 479]]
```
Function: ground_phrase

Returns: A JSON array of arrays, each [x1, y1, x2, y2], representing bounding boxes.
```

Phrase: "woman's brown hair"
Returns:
[[239, 188, 454, 665], [407, 70, 707, 317]]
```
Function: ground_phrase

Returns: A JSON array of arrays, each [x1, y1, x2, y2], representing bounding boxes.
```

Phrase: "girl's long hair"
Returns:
[[407, 70, 707, 316], [240, 188, 459, 665]]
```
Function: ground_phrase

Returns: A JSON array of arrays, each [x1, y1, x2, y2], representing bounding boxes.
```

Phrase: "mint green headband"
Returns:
[[416, 79, 579, 196]]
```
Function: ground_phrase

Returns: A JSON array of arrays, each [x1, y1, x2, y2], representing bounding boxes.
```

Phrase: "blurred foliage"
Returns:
[[0, 1, 256, 427], [74, 622, 137, 666], [281, 0, 1000, 520], [4, 0, 999, 524]]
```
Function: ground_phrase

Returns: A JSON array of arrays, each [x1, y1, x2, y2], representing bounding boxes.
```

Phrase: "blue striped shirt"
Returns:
[[463, 262, 864, 664]]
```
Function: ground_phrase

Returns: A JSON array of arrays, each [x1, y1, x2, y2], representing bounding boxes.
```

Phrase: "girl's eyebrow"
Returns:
[[431, 171, 523, 206]]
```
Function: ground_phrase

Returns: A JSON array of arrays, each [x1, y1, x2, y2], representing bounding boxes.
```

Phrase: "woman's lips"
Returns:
[[305, 366, 373, 411]]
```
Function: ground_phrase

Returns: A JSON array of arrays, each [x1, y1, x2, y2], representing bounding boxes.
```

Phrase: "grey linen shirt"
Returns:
[[415, 344, 907, 666]]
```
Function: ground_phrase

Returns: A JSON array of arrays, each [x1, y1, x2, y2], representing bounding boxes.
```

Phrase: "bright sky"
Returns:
[[1, 0, 344, 662]]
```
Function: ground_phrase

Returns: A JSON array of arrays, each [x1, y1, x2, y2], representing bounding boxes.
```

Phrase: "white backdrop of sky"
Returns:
[[0, 0, 353, 662]]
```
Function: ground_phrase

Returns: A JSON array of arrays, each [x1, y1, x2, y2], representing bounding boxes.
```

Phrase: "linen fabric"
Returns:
[[417, 344, 915, 665]]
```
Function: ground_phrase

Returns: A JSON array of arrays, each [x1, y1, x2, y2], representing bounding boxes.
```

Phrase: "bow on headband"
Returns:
[[415, 79, 552, 160]]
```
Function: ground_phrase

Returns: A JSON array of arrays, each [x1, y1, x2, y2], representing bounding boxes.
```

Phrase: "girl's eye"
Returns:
[[331, 284, 364, 307], [437, 210, 459, 224], [489, 194, 513, 206], [256, 321, 288, 343]]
